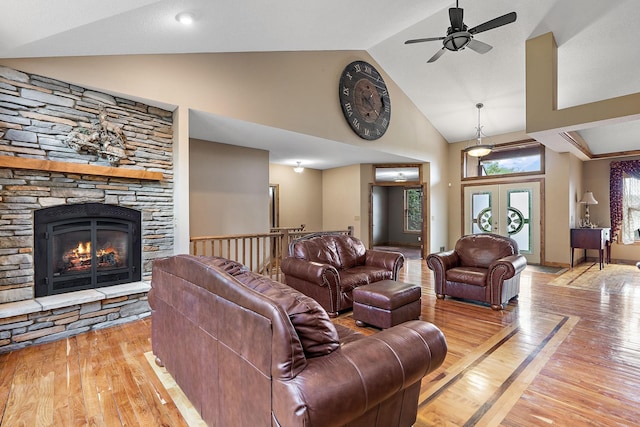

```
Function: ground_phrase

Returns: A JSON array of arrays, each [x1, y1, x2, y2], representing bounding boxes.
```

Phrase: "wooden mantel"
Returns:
[[0, 156, 163, 181]]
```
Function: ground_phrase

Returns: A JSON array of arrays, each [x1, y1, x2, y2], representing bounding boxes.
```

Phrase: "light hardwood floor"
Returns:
[[1, 261, 639, 426]]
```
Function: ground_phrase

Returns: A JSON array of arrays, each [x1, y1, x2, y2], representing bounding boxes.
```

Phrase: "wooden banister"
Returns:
[[190, 227, 353, 282]]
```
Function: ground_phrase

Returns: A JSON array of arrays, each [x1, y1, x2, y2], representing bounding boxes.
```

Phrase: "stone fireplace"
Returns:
[[0, 65, 175, 352], [33, 203, 142, 297]]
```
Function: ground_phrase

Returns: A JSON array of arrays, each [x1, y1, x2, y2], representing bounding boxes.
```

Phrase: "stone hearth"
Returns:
[[0, 65, 175, 352]]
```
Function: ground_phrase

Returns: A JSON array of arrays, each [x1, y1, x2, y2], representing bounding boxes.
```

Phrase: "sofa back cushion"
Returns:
[[234, 269, 340, 358], [334, 235, 367, 269], [290, 234, 366, 270], [455, 233, 518, 268]]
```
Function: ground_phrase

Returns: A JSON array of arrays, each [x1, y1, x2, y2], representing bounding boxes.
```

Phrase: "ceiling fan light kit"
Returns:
[[175, 12, 195, 25], [404, 1, 516, 63], [464, 103, 493, 157]]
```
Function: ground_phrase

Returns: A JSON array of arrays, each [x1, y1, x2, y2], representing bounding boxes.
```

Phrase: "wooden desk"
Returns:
[[570, 228, 611, 270]]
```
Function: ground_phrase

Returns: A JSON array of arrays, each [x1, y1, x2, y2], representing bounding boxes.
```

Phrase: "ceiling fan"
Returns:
[[405, 1, 517, 63]]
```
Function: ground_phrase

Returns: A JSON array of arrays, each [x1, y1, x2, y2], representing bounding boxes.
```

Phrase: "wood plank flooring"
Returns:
[[1, 261, 640, 426]]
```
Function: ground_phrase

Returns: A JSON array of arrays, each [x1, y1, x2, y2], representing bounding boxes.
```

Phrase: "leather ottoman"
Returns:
[[352, 280, 421, 329]]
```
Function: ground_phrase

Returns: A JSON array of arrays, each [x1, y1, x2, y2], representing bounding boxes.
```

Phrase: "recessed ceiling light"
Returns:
[[175, 12, 194, 25]]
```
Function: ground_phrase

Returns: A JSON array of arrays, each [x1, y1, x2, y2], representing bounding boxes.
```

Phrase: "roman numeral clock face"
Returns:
[[338, 61, 391, 140]]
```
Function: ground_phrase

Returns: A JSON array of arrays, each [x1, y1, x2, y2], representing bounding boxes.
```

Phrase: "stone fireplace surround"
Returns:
[[0, 66, 174, 353]]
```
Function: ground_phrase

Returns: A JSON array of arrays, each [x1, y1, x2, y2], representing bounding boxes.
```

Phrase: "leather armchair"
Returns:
[[281, 232, 404, 317], [427, 233, 527, 310], [150, 255, 447, 427]]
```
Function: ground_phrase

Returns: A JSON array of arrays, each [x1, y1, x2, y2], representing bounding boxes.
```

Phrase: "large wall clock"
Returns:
[[338, 60, 391, 140]]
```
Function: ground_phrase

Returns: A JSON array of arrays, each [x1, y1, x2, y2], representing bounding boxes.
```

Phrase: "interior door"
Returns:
[[463, 181, 541, 264]]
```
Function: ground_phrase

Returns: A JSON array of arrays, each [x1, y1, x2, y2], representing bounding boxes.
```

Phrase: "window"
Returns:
[[609, 159, 640, 243], [404, 187, 422, 233], [374, 164, 421, 184], [463, 140, 544, 179], [622, 174, 640, 243]]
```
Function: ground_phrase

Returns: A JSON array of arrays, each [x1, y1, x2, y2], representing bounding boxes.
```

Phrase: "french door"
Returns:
[[463, 181, 541, 264]]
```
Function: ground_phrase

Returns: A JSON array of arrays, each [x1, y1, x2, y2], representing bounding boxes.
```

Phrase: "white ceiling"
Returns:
[[2, 0, 639, 169]]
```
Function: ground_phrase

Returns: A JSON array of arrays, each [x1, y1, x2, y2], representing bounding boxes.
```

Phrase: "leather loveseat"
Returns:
[[150, 254, 447, 427], [281, 232, 404, 317], [426, 233, 527, 310]]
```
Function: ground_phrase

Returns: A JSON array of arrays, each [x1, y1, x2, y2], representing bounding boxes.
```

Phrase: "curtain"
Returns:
[[609, 160, 640, 241]]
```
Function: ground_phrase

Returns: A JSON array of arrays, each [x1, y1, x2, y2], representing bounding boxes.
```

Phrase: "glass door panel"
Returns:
[[464, 181, 540, 264]]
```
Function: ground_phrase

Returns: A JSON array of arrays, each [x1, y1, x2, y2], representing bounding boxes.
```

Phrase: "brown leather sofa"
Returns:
[[281, 232, 405, 317], [150, 254, 447, 427], [426, 233, 527, 310]]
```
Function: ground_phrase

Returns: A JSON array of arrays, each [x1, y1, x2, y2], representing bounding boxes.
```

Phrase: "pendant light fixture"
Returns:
[[293, 161, 304, 173], [464, 103, 493, 157]]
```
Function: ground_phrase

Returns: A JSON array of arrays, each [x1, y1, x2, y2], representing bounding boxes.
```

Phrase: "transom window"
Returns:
[[463, 140, 544, 179]]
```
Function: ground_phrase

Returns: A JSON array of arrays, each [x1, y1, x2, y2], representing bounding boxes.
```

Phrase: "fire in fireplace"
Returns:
[[34, 203, 142, 297]]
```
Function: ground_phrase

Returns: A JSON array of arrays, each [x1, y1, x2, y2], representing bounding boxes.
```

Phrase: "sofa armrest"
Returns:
[[426, 251, 459, 292], [426, 250, 459, 271], [273, 320, 447, 427], [365, 250, 405, 278], [488, 254, 527, 281], [281, 257, 339, 287]]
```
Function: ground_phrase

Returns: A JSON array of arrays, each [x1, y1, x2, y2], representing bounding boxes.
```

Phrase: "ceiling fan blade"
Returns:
[[449, 7, 464, 31], [427, 48, 446, 63], [405, 37, 445, 44], [467, 38, 493, 54], [468, 11, 517, 35]]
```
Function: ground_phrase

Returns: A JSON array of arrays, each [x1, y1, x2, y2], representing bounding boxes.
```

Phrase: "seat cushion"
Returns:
[[338, 266, 394, 293], [234, 270, 340, 358], [445, 266, 487, 287], [337, 270, 372, 292]]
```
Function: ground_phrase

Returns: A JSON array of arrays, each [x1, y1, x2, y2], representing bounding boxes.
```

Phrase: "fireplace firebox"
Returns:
[[34, 203, 141, 297]]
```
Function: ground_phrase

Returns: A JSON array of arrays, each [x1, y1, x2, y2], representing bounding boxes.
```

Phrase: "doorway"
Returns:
[[269, 184, 279, 229], [463, 180, 542, 264], [370, 183, 428, 259]]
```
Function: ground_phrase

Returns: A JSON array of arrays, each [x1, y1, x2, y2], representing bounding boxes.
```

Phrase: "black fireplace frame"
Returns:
[[34, 203, 142, 297]]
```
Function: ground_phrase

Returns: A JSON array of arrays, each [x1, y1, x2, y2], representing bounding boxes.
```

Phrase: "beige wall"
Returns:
[[0, 52, 448, 253], [0, 53, 447, 160], [189, 139, 269, 237], [323, 165, 362, 238], [268, 164, 323, 232], [526, 33, 640, 138], [543, 150, 575, 264]]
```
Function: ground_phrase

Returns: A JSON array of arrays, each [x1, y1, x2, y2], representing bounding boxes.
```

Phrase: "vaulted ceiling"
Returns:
[[2, 0, 639, 168]]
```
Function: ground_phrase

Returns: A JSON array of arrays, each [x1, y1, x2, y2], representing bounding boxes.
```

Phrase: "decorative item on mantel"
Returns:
[[579, 191, 598, 228], [65, 105, 127, 165]]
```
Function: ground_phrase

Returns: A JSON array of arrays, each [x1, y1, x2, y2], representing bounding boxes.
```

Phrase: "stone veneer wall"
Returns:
[[0, 283, 151, 353], [0, 66, 174, 351], [0, 65, 174, 303]]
